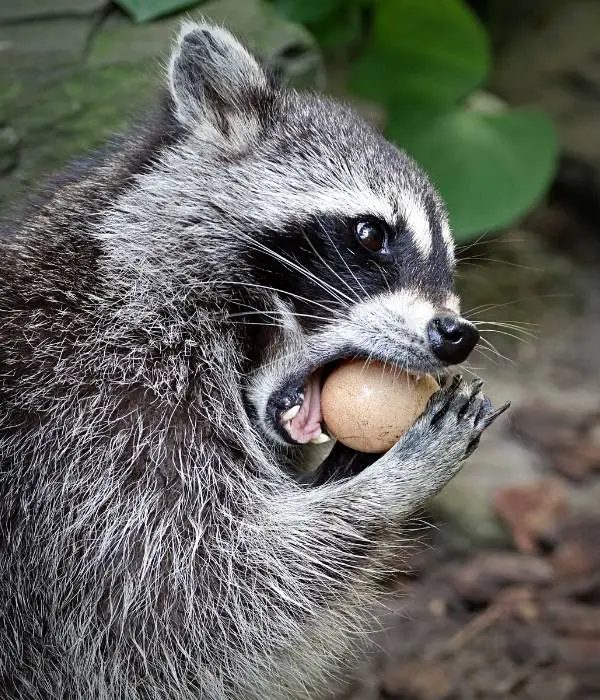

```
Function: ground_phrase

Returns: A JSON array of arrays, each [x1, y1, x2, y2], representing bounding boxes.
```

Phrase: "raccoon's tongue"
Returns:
[[287, 373, 323, 444]]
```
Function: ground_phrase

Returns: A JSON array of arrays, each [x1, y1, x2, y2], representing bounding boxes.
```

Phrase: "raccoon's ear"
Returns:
[[168, 22, 274, 146]]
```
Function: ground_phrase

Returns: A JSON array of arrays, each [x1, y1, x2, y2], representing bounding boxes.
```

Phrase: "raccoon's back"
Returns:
[[0, 96, 186, 423]]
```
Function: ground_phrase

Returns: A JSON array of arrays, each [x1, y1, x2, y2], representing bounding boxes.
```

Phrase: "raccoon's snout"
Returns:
[[427, 315, 479, 365]]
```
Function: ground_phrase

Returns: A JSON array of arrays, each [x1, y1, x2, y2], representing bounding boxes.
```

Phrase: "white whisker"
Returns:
[[301, 223, 361, 303], [235, 231, 356, 306], [316, 220, 369, 301]]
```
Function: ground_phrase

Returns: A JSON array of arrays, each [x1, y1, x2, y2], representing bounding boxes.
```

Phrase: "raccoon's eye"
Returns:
[[355, 220, 387, 253]]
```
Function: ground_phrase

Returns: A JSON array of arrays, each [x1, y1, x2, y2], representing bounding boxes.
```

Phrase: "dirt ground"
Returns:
[[340, 513, 600, 700]]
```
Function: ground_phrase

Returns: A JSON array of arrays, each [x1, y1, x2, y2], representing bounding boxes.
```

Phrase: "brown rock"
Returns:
[[552, 438, 600, 480]]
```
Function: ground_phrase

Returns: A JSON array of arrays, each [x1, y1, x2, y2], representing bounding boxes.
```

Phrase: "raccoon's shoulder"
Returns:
[[0, 96, 187, 344]]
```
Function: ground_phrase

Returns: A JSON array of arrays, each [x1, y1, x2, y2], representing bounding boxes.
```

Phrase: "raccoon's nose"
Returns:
[[427, 315, 480, 364]]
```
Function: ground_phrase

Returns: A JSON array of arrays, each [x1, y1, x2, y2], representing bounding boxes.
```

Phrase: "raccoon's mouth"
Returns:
[[269, 353, 443, 446], [279, 370, 327, 445]]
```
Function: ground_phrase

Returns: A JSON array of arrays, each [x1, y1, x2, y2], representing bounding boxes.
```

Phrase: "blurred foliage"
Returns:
[[113, 0, 199, 22], [113, 0, 558, 241], [274, 0, 558, 240]]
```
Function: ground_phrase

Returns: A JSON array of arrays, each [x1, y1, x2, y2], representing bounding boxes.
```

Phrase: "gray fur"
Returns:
[[0, 23, 502, 700]]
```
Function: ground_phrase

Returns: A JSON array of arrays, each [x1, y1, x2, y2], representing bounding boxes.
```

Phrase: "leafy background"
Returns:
[[113, 0, 558, 242]]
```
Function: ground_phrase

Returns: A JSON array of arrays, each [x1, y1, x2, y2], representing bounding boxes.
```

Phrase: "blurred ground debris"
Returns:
[[338, 511, 600, 700], [493, 479, 569, 554]]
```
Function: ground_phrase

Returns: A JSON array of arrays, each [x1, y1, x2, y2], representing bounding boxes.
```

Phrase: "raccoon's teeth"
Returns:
[[309, 432, 331, 445], [281, 405, 301, 422]]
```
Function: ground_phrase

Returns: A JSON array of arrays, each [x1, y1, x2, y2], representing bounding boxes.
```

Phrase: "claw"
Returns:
[[456, 380, 486, 421], [431, 375, 463, 426], [481, 401, 511, 429], [470, 378, 484, 395], [445, 374, 463, 395], [452, 374, 463, 388], [456, 394, 475, 422]]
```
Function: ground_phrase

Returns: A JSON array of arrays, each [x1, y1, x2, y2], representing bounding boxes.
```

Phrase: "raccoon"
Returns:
[[0, 22, 507, 700]]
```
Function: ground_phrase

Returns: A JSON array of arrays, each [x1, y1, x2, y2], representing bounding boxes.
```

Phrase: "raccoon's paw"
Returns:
[[396, 374, 510, 465]]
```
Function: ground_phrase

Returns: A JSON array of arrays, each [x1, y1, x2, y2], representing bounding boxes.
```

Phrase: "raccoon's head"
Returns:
[[111, 23, 480, 447]]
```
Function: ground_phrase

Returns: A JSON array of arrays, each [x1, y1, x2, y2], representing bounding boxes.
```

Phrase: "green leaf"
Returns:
[[388, 108, 558, 239], [272, 0, 345, 25], [309, 2, 363, 51], [113, 0, 202, 23], [350, 0, 489, 106]]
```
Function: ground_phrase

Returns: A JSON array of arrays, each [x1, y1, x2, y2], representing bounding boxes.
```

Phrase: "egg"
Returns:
[[321, 360, 440, 453]]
